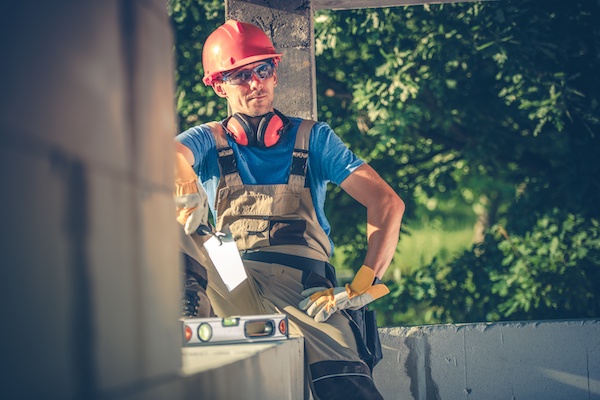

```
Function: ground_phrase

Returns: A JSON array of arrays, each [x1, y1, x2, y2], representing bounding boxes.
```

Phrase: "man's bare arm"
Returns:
[[175, 141, 195, 166], [340, 163, 405, 279]]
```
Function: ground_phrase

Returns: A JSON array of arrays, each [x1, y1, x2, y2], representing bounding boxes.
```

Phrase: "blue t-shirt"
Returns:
[[175, 117, 364, 253]]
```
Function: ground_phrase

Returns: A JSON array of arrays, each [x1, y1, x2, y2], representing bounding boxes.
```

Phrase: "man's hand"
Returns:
[[175, 153, 209, 235], [298, 265, 389, 323]]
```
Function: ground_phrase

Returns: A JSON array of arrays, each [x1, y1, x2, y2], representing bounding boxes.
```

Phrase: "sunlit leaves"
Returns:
[[490, 211, 600, 318], [317, 0, 600, 324], [168, 0, 226, 132]]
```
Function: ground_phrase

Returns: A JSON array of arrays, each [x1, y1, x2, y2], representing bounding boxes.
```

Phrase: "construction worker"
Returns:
[[174, 20, 404, 399]]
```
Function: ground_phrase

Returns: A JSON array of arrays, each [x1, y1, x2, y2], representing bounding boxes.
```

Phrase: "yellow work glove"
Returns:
[[298, 265, 389, 323], [175, 153, 209, 235]]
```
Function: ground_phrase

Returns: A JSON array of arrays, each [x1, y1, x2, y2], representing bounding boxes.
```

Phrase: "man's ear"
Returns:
[[213, 82, 227, 98], [273, 71, 278, 86]]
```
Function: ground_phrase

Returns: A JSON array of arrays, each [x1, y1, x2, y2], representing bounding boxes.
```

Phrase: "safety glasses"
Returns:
[[222, 61, 275, 85]]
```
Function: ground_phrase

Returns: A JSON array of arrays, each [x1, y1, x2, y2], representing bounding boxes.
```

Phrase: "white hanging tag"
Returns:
[[203, 225, 247, 291]]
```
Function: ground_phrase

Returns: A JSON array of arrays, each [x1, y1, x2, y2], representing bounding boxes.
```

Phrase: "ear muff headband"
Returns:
[[225, 112, 285, 148]]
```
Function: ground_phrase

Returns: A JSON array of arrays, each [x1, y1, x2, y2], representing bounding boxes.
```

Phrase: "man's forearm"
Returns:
[[363, 191, 404, 279], [339, 163, 405, 279]]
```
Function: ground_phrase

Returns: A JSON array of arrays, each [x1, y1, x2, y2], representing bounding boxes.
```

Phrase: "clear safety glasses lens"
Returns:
[[223, 62, 275, 85]]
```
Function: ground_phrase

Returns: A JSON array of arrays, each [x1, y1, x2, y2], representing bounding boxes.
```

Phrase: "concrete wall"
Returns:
[[182, 338, 305, 400], [374, 319, 600, 400], [0, 2, 305, 399], [0, 1, 181, 398]]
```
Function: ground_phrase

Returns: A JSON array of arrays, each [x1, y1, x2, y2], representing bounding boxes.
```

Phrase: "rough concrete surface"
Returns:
[[374, 320, 600, 400]]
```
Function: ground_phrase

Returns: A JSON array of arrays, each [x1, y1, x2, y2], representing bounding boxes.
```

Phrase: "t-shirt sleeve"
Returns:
[[174, 125, 221, 217], [309, 122, 364, 185], [175, 125, 218, 178]]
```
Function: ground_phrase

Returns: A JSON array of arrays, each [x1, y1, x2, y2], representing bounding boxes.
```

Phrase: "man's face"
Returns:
[[213, 60, 277, 117]]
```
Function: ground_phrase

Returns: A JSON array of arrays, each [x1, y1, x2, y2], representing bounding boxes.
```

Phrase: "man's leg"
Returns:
[[243, 259, 384, 400], [179, 230, 269, 317], [180, 252, 215, 318]]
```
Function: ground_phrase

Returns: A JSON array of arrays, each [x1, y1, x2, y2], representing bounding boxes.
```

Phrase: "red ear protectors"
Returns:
[[225, 111, 285, 148]]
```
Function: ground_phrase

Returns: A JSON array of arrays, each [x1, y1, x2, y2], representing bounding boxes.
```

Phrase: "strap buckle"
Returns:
[[196, 224, 226, 246]]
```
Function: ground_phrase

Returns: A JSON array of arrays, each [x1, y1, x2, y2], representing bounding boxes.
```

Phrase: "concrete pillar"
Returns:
[[0, 1, 180, 398], [225, 0, 317, 120]]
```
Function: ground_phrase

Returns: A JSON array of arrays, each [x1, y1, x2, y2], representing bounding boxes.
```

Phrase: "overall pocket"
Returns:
[[269, 219, 308, 246]]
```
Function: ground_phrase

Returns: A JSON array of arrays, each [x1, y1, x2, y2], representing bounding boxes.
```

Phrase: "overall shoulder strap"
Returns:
[[293, 119, 315, 151], [206, 122, 229, 149], [289, 119, 316, 191], [205, 122, 243, 188]]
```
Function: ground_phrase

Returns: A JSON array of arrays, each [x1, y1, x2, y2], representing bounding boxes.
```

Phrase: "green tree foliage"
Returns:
[[313, 0, 600, 325], [378, 210, 600, 326], [168, 0, 226, 130]]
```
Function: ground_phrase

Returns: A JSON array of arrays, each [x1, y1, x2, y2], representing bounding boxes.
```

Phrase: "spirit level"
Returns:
[[182, 314, 289, 346]]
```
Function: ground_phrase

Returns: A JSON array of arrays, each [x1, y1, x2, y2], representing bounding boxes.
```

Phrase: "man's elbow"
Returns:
[[390, 192, 405, 221]]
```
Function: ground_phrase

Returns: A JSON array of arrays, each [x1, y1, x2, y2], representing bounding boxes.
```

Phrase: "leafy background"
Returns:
[[168, 0, 600, 327]]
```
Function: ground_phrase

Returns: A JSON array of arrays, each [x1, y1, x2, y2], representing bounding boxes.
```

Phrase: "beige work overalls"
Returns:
[[179, 120, 382, 400]]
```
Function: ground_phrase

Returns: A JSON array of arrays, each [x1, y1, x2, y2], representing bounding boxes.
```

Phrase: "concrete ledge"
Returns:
[[181, 336, 304, 400], [374, 319, 600, 400]]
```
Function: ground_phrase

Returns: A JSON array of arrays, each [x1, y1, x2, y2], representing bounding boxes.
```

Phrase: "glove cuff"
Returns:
[[366, 283, 390, 301], [176, 206, 197, 226], [175, 180, 198, 196], [175, 153, 199, 196], [347, 265, 376, 297]]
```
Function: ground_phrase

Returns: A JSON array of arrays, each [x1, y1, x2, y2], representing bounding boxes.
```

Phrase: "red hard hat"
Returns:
[[202, 20, 283, 86]]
